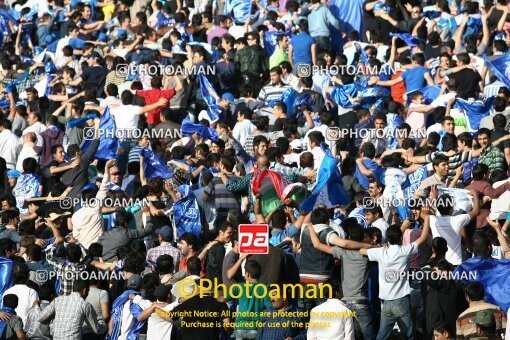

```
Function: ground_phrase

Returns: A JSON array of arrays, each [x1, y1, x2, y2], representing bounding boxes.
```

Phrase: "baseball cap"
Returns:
[[471, 310, 496, 328], [198, 110, 219, 124], [48, 212, 71, 222], [7, 170, 21, 178], [290, 139, 303, 151], [127, 274, 142, 290], [82, 183, 99, 192], [157, 226, 172, 239], [222, 92, 235, 105]]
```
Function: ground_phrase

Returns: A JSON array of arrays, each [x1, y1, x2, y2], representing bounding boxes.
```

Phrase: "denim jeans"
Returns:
[[297, 283, 328, 319], [376, 295, 413, 340], [345, 302, 375, 340], [234, 329, 258, 340]]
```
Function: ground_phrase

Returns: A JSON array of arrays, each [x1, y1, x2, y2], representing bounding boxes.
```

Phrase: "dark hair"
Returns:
[[360, 142, 375, 159], [433, 321, 455, 337], [245, 260, 262, 279], [186, 256, 202, 276], [22, 157, 38, 173], [270, 209, 287, 229], [472, 163, 489, 181], [311, 207, 329, 225], [463, 281, 485, 301], [179, 233, 199, 251], [73, 279, 89, 292], [473, 233, 492, 258], [67, 244, 83, 263], [364, 227, 382, 244], [431, 237, 448, 257], [26, 244, 42, 261], [2, 294, 18, 309], [0, 239, 16, 257], [386, 225, 403, 245], [156, 254, 175, 274]]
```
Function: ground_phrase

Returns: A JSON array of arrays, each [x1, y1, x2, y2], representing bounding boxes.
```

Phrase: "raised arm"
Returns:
[[415, 206, 430, 246]]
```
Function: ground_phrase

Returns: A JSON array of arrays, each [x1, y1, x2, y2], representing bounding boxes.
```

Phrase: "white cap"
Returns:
[[290, 139, 303, 151], [198, 110, 219, 125]]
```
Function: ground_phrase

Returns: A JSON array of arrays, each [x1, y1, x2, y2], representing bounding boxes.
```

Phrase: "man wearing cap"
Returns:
[[198, 92, 235, 125], [147, 226, 181, 270], [78, 52, 108, 98], [470, 310, 500, 340], [456, 282, 506, 339]]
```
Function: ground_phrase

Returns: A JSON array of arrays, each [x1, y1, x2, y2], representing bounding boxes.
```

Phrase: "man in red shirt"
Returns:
[[136, 75, 182, 127]]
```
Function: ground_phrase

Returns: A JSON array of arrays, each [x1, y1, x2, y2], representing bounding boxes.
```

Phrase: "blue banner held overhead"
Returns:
[[173, 186, 202, 238], [454, 97, 495, 132], [390, 33, 421, 47], [80, 107, 120, 160], [181, 114, 219, 141], [140, 147, 173, 180], [198, 74, 222, 122]]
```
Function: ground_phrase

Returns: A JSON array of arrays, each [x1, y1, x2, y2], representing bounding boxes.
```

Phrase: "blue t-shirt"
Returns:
[[69, 38, 86, 50], [401, 66, 429, 93], [354, 158, 379, 190], [290, 32, 316, 65]]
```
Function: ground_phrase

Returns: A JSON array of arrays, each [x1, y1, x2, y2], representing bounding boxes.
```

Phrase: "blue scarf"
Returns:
[[0, 307, 15, 338], [106, 290, 144, 340]]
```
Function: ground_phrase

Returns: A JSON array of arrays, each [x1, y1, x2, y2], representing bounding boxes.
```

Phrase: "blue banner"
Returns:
[[81, 107, 120, 160], [330, 0, 364, 52], [300, 143, 350, 212], [198, 74, 222, 122], [224, 0, 251, 23], [173, 186, 202, 238], [181, 115, 219, 141], [390, 33, 420, 47], [485, 55, 510, 89], [0, 258, 13, 308], [454, 97, 495, 132], [140, 148, 173, 180], [455, 257, 510, 313]]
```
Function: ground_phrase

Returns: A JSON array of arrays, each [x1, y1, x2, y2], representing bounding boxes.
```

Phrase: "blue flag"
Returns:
[[140, 147, 173, 180], [224, 0, 251, 23], [181, 114, 219, 141], [80, 107, 120, 160], [485, 55, 510, 89], [390, 33, 420, 47], [330, 83, 362, 108], [5, 69, 31, 94], [198, 74, 222, 122], [0, 9, 16, 46], [264, 31, 286, 57], [0, 258, 13, 308], [455, 257, 510, 313], [106, 290, 143, 340], [293, 93, 313, 118], [300, 143, 350, 212], [329, 0, 364, 52], [280, 87, 298, 117], [173, 186, 202, 238], [407, 85, 442, 105], [454, 97, 495, 132]]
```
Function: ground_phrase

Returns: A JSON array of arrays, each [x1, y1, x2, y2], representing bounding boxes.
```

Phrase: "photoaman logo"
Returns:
[[239, 224, 269, 254], [174, 278, 333, 300]]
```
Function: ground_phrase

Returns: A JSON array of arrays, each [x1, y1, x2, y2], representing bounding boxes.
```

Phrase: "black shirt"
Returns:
[[82, 65, 108, 97], [450, 69, 482, 99], [171, 295, 229, 340]]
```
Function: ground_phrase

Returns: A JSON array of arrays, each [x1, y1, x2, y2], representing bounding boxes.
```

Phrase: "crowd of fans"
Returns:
[[0, 0, 509, 339]]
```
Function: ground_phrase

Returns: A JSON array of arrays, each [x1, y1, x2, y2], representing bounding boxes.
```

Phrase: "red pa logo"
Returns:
[[239, 224, 269, 254]]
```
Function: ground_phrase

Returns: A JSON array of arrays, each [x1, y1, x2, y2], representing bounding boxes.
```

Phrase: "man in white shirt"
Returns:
[[303, 112, 331, 152], [308, 131, 326, 170], [16, 132, 38, 171], [429, 190, 480, 265], [0, 119, 22, 170], [232, 108, 255, 148], [360, 205, 431, 340], [4, 263, 39, 326], [307, 279, 355, 340], [23, 112, 47, 147]]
